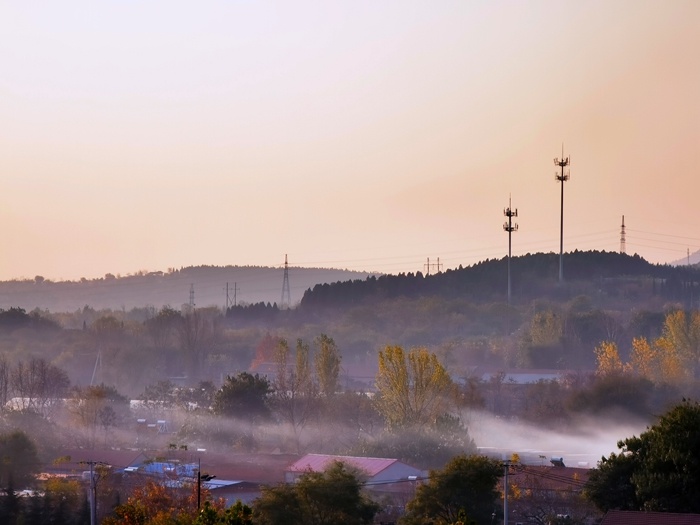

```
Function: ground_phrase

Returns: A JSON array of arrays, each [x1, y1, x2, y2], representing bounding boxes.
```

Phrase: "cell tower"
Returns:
[[281, 254, 291, 309], [554, 146, 570, 283], [620, 215, 626, 254], [189, 284, 195, 309], [503, 196, 518, 305]]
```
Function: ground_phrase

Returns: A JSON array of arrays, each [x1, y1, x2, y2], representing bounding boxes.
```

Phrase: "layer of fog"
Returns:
[[466, 408, 649, 468]]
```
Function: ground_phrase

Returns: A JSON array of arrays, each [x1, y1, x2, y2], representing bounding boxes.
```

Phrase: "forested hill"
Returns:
[[0, 265, 375, 313], [299, 251, 700, 310], [1, 252, 697, 315]]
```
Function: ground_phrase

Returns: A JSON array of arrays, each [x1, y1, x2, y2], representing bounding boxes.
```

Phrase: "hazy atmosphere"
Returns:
[[1, 1, 698, 281], [2, 3, 700, 524]]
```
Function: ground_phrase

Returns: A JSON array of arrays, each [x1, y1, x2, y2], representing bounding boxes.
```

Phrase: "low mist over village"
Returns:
[[2, 1, 699, 524], [1, 251, 700, 524]]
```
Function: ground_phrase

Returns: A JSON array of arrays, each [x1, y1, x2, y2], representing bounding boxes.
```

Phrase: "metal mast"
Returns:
[[503, 196, 518, 305], [554, 147, 570, 283], [620, 215, 626, 254], [225, 282, 239, 311], [281, 254, 291, 309]]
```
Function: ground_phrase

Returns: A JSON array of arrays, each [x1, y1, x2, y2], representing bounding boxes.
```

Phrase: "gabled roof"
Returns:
[[288, 454, 400, 477], [601, 510, 700, 525]]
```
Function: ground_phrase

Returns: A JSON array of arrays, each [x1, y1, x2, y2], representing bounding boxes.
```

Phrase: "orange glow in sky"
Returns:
[[0, 1, 698, 281]]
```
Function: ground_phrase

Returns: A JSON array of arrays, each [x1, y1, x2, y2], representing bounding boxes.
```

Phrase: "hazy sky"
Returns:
[[1, 1, 698, 281]]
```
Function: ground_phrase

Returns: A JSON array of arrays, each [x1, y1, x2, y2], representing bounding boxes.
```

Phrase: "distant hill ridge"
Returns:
[[299, 250, 699, 310], [0, 265, 376, 313], [2, 252, 698, 314]]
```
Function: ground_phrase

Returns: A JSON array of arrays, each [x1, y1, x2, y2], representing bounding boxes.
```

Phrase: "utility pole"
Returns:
[[554, 147, 570, 283], [79, 460, 106, 525], [620, 215, 626, 254], [197, 458, 215, 510], [503, 459, 511, 525], [281, 254, 291, 309], [503, 196, 518, 305]]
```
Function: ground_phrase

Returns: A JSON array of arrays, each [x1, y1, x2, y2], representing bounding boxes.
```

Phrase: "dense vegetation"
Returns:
[[0, 250, 698, 523]]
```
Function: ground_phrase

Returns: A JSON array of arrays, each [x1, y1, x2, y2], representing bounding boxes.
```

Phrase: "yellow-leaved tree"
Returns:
[[594, 341, 624, 376], [628, 337, 658, 380], [375, 345, 455, 430], [659, 310, 700, 377], [653, 335, 688, 384]]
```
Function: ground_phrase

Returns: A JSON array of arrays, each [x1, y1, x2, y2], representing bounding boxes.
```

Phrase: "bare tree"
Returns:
[[146, 305, 182, 351], [68, 384, 126, 448], [0, 355, 9, 410], [10, 358, 70, 417], [177, 307, 222, 382]]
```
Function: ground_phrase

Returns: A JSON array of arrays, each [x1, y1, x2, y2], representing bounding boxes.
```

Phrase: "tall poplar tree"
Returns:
[[375, 346, 455, 430]]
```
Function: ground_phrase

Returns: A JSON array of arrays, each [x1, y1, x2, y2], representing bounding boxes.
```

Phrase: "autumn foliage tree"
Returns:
[[375, 346, 456, 430], [102, 479, 240, 525], [594, 310, 700, 386], [314, 334, 340, 398]]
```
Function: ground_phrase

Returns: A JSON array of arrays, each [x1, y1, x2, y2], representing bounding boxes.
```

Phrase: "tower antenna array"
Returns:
[[554, 145, 570, 283], [503, 196, 518, 304], [620, 215, 626, 254]]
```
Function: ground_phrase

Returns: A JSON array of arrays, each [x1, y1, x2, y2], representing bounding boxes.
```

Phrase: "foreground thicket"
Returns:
[[585, 399, 700, 513]]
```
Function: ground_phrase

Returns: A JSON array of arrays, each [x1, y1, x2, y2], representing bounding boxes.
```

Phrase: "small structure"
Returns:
[[286, 453, 425, 507], [204, 479, 264, 506], [286, 454, 425, 485]]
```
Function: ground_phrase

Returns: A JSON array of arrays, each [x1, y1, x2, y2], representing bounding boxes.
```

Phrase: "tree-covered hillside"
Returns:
[[299, 251, 697, 310]]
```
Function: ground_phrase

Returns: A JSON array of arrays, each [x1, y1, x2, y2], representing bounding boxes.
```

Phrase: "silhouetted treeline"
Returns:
[[299, 251, 700, 311], [226, 302, 281, 324], [0, 308, 60, 332]]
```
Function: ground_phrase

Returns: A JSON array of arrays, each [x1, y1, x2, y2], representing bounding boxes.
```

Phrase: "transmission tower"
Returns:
[[620, 215, 626, 254], [554, 146, 570, 283], [503, 196, 518, 304], [423, 257, 442, 276], [225, 282, 239, 312], [281, 254, 291, 309], [189, 283, 195, 310]]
